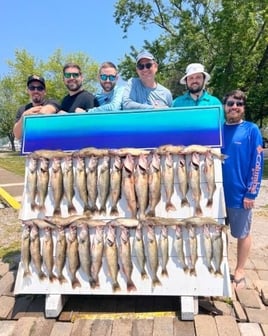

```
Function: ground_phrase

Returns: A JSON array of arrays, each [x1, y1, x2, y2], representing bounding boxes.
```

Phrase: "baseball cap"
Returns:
[[136, 51, 155, 64], [180, 63, 211, 84], [27, 75, 46, 88]]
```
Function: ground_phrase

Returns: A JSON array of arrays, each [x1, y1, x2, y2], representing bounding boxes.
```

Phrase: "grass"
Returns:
[[0, 150, 268, 178]]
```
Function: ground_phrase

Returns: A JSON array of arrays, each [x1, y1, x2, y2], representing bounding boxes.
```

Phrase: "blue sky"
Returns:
[[1, 0, 161, 76]]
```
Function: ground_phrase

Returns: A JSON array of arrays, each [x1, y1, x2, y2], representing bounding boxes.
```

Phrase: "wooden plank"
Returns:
[[111, 318, 133, 336], [90, 319, 113, 336], [132, 319, 154, 336], [153, 316, 174, 336], [194, 315, 217, 336], [0, 296, 15, 319], [50, 322, 73, 336], [173, 318, 195, 336], [0, 321, 17, 336], [71, 319, 94, 336]]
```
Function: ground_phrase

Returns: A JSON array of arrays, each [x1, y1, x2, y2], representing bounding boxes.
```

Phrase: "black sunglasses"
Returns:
[[137, 62, 154, 70], [64, 72, 80, 79], [28, 85, 45, 92], [226, 101, 244, 107], [100, 74, 116, 81]]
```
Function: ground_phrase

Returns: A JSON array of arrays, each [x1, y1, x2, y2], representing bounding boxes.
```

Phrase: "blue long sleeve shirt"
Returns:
[[122, 78, 173, 110], [89, 86, 124, 112], [221, 121, 264, 208]]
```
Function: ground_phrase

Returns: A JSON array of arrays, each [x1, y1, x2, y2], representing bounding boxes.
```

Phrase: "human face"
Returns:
[[28, 81, 46, 104], [186, 73, 205, 94], [63, 67, 83, 92], [99, 67, 117, 92], [136, 59, 158, 81], [224, 96, 245, 124]]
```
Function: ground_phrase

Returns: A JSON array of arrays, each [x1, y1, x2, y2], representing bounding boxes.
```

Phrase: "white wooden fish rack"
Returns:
[[14, 147, 231, 320]]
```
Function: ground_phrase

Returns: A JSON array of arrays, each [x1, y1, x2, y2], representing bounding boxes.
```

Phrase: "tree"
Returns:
[[0, 49, 99, 151], [114, 0, 268, 125]]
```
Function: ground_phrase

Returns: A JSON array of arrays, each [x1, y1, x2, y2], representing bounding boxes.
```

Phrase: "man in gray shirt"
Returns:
[[122, 51, 173, 110]]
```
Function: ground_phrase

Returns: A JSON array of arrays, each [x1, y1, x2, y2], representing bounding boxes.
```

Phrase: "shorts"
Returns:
[[226, 208, 252, 239]]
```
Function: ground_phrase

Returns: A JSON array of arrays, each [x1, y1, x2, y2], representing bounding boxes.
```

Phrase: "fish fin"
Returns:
[[190, 268, 197, 277], [38, 271, 47, 280], [58, 274, 67, 284], [49, 273, 57, 282], [141, 271, 148, 279], [161, 268, 169, 277], [53, 208, 62, 217], [127, 280, 137, 292], [152, 276, 162, 287], [165, 202, 176, 212], [72, 277, 81, 289], [110, 206, 119, 217], [181, 198, 190, 207], [206, 198, 213, 208], [23, 269, 31, 278], [195, 205, 203, 216], [146, 209, 156, 217], [68, 204, 77, 215], [112, 282, 121, 292], [99, 206, 107, 216]]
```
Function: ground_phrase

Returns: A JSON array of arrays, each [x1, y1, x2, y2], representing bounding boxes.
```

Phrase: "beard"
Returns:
[[66, 81, 82, 92], [32, 95, 43, 104], [187, 84, 203, 94]]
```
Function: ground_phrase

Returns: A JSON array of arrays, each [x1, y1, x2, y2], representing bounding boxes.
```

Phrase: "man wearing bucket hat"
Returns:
[[172, 63, 222, 107], [122, 51, 173, 109]]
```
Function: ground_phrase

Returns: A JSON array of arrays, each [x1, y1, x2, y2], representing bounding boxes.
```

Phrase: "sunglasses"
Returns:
[[226, 101, 244, 107], [100, 74, 117, 81], [137, 62, 154, 70], [64, 72, 80, 79], [28, 85, 45, 92]]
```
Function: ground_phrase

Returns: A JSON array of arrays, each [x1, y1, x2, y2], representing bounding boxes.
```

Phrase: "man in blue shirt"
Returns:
[[88, 62, 124, 112], [173, 63, 222, 107], [221, 89, 264, 290], [122, 51, 173, 110]]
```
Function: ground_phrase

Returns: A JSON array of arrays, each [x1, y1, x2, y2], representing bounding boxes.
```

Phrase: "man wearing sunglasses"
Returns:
[[122, 51, 173, 110], [221, 89, 263, 290], [173, 63, 222, 107], [60, 63, 98, 113], [87, 62, 124, 112], [13, 75, 60, 139]]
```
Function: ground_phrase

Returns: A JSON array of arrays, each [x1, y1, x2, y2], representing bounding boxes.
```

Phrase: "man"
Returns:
[[60, 63, 98, 113], [88, 61, 124, 112], [122, 51, 173, 109], [221, 89, 263, 290], [13, 75, 60, 139], [173, 63, 222, 107]]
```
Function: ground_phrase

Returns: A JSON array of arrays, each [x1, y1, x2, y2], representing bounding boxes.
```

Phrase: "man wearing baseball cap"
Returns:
[[122, 51, 173, 109], [13, 75, 60, 139], [172, 63, 222, 107]]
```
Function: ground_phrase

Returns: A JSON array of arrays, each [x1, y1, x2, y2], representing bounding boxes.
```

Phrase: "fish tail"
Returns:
[[152, 276, 162, 287], [112, 281, 121, 292], [190, 268, 197, 277], [72, 277, 81, 289], [195, 204, 203, 216], [181, 198, 190, 207], [165, 202, 176, 212], [183, 266, 189, 274], [38, 204, 46, 213], [206, 198, 213, 208], [110, 206, 119, 217], [99, 206, 106, 216], [68, 204, 77, 215], [214, 270, 223, 277], [58, 274, 67, 284], [146, 209, 155, 217], [161, 268, 169, 277], [49, 273, 57, 282], [127, 280, 137, 292], [38, 271, 47, 280], [208, 266, 214, 274], [30, 203, 38, 212], [141, 270, 148, 279], [23, 269, 31, 278], [53, 207, 62, 217]]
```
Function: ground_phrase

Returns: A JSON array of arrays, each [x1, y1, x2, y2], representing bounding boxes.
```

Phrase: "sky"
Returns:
[[1, 0, 161, 77]]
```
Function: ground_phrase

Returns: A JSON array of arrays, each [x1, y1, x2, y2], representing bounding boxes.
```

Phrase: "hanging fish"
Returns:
[[50, 157, 64, 216], [109, 155, 122, 216], [162, 152, 176, 212], [159, 225, 169, 277], [63, 155, 76, 215], [90, 226, 104, 288], [86, 155, 99, 215], [97, 155, 110, 215], [177, 154, 190, 207], [188, 152, 202, 216], [174, 225, 188, 273], [55, 226, 67, 284], [122, 154, 137, 219], [133, 222, 148, 279], [146, 152, 161, 217], [134, 153, 149, 220], [204, 151, 216, 208], [26, 155, 38, 211]]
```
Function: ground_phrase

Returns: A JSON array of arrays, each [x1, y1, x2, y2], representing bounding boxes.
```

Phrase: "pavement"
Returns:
[[0, 166, 268, 335]]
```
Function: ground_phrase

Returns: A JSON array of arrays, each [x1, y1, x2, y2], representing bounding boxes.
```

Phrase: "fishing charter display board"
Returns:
[[14, 106, 231, 320]]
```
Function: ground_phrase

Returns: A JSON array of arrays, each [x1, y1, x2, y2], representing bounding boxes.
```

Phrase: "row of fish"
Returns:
[[25, 144, 224, 219], [21, 215, 227, 291]]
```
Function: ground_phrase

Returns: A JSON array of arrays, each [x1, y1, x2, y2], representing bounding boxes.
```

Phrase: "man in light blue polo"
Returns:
[[173, 63, 221, 107]]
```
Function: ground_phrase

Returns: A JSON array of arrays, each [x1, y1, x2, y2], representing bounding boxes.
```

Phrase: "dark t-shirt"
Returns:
[[15, 99, 60, 122], [61, 90, 99, 112]]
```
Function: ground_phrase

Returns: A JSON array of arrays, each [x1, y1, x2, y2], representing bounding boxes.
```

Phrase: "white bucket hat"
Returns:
[[180, 63, 211, 84]]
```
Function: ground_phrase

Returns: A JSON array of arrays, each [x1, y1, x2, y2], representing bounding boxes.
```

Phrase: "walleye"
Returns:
[[63, 155, 76, 215], [146, 225, 161, 287], [182, 145, 226, 161], [37, 157, 50, 213], [31, 149, 70, 160], [204, 151, 216, 208], [75, 156, 90, 215], [77, 147, 109, 157], [133, 222, 148, 279], [156, 144, 185, 155], [42, 227, 57, 282], [202, 224, 214, 274], [55, 226, 67, 284], [159, 225, 169, 277], [174, 225, 188, 273], [177, 154, 190, 207], [146, 152, 161, 217], [109, 155, 122, 216], [26, 155, 38, 211], [122, 154, 137, 219], [50, 157, 64, 216], [134, 153, 149, 220], [212, 225, 224, 277], [104, 224, 120, 292], [119, 226, 136, 292], [162, 152, 176, 212], [78, 223, 93, 286], [187, 224, 198, 276], [66, 225, 81, 289], [188, 152, 202, 216], [109, 148, 151, 157], [21, 224, 31, 277], [90, 226, 104, 288], [44, 214, 88, 227], [97, 155, 110, 215], [29, 224, 46, 280], [86, 155, 99, 215]]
